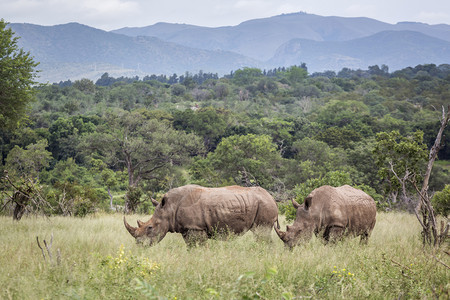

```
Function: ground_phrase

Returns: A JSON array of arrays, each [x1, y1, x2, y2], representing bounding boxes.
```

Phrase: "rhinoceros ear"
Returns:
[[304, 196, 312, 210]]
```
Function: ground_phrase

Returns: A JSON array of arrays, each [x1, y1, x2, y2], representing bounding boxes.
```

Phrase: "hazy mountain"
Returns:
[[9, 22, 259, 83], [112, 12, 450, 61], [268, 30, 450, 72], [8, 13, 450, 83]]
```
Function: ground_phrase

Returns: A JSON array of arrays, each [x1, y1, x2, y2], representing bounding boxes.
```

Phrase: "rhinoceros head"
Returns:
[[274, 197, 314, 249], [123, 197, 170, 246]]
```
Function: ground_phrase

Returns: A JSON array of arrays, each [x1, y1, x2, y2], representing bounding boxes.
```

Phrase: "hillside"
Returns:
[[10, 22, 259, 83], [8, 12, 450, 83], [112, 12, 450, 61], [268, 30, 450, 71]]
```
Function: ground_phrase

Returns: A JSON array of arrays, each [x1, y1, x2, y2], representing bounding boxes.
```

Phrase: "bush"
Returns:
[[431, 185, 450, 216]]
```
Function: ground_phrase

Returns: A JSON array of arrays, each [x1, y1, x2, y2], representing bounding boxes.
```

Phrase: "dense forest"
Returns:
[[1, 63, 449, 218]]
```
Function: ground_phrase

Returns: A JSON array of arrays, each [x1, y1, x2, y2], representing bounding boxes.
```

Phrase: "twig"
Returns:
[[36, 236, 47, 263], [430, 253, 450, 270]]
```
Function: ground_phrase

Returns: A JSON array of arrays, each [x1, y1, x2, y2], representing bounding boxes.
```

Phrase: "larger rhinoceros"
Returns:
[[274, 185, 376, 249], [124, 184, 279, 246]]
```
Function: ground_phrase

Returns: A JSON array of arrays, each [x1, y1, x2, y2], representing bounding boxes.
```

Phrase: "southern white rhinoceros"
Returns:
[[124, 184, 279, 246], [274, 185, 376, 249]]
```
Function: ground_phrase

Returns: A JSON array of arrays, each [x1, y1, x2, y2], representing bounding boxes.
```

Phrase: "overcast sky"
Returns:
[[1, 0, 449, 31]]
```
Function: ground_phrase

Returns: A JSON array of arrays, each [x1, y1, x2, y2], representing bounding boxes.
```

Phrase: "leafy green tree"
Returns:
[[431, 185, 449, 217], [48, 116, 97, 161], [82, 110, 203, 212], [173, 107, 229, 151], [73, 78, 96, 94], [284, 65, 308, 85], [198, 134, 282, 189], [373, 130, 428, 207], [315, 126, 362, 149], [232, 67, 263, 85], [0, 19, 39, 130], [5, 139, 52, 181], [90, 158, 125, 209]]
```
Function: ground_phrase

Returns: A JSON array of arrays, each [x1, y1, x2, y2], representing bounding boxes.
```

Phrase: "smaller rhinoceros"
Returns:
[[274, 185, 376, 248], [124, 184, 278, 246]]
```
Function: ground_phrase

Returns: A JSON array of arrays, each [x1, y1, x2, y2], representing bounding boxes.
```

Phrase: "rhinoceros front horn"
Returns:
[[274, 221, 287, 242], [123, 216, 138, 238]]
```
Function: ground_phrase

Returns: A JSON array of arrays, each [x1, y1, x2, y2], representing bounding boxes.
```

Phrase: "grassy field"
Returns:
[[0, 212, 448, 299]]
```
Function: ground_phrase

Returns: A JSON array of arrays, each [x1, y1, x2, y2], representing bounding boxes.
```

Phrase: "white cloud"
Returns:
[[1, 0, 449, 30]]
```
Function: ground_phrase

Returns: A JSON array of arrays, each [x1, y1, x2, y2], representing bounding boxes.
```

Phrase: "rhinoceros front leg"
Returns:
[[323, 225, 345, 243], [182, 230, 208, 247]]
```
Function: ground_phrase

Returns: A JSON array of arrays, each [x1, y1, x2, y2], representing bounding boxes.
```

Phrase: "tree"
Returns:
[[83, 110, 203, 212], [173, 107, 229, 151], [413, 106, 449, 246], [284, 65, 308, 85], [5, 139, 52, 181], [373, 130, 428, 209], [232, 67, 263, 85], [198, 134, 282, 189], [0, 19, 39, 130]]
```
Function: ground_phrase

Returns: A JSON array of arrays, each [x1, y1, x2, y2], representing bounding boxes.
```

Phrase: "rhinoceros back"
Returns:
[[174, 185, 278, 235], [334, 185, 376, 235]]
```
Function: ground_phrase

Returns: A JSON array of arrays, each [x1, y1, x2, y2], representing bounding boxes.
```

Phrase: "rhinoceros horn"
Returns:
[[274, 221, 287, 242], [123, 216, 138, 238], [291, 198, 301, 209], [137, 219, 144, 227], [151, 198, 159, 207]]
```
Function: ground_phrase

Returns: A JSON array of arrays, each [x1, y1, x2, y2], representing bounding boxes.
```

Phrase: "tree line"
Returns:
[[1, 19, 449, 220]]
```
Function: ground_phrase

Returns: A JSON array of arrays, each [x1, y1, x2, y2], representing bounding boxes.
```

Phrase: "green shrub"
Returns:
[[432, 184, 450, 216]]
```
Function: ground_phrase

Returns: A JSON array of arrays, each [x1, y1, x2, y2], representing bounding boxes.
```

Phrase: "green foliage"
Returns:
[[83, 110, 204, 191], [284, 65, 308, 85], [203, 134, 282, 188], [5, 139, 52, 180], [2, 56, 450, 215], [232, 67, 263, 85], [373, 130, 428, 203], [173, 107, 229, 150], [431, 185, 450, 216], [0, 19, 39, 130]]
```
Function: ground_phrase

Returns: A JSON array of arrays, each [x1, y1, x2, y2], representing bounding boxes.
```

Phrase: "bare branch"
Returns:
[[36, 236, 47, 263]]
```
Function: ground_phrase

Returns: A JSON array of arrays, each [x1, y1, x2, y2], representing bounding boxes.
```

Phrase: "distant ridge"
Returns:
[[8, 12, 450, 83]]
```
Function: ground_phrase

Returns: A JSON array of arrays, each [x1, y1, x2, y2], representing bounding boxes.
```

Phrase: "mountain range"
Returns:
[[8, 12, 450, 83]]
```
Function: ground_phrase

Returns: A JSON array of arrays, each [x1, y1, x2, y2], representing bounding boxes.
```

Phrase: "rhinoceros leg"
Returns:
[[359, 232, 370, 245], [182, 230, 208, 247], [324, 225, 345, 243]]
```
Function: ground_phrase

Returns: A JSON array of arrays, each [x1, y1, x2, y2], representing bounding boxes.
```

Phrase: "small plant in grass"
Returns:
[[100, 244, 160, 280], [312, 266, 356, 297], [207, 266, 287, 299], [134, 278, 167, 300]]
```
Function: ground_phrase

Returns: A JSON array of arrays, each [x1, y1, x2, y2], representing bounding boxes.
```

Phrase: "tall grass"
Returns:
[[0, 212, 448, 299]]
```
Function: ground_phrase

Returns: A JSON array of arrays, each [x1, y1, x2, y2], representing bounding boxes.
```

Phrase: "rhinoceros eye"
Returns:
[[161, 198, 166, 207]]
